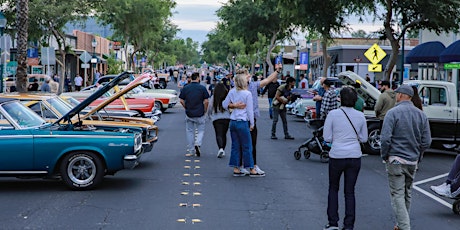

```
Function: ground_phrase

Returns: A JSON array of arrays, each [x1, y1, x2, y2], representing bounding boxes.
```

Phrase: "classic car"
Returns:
[[95, 73, 177, 95], [0, 72, 144, 190], [73, 74, 178, 112], [0, 94, 158, 153], [62, 85, 158, 117]]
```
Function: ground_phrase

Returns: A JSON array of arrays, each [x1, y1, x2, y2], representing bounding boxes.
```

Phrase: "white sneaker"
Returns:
[[431, 182, 452, 197], [254, 165, 265, 174], [239, 166, 250, 175], [217, 149, 225, 158]]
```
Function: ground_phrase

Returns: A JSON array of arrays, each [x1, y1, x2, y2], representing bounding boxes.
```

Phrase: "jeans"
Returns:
[[327, 158, 361, 229], [213, 119, 230, 149], [447, 155, 460, 197], [271, 107, 289, 137], [229, 120, 253, 169], [240, 119, 258, 166], [268, 98, 274, 117], [386, 162, 417, 230], [185, 115, 206, 151]]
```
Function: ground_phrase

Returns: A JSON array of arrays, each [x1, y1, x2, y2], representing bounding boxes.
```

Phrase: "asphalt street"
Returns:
[[0, 81, 459, 230]]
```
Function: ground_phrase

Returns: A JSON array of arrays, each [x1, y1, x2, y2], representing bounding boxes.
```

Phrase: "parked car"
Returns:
[[95, 73, 177, 94], [0, 72, 144, 190], [0, 93, 158, 153], [62, 81, 158, 117]]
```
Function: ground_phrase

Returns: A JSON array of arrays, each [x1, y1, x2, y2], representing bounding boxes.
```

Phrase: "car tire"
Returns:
[[365, 123, 381, 155], [159, 80, 167, 89], [60, 151, 105, 190]]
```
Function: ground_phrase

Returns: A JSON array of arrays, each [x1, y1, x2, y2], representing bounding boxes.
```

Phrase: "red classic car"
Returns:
[[62, 76, 158, 117]]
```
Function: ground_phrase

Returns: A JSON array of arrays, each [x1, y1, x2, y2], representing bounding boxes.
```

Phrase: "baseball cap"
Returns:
[[395, 84, 414, 97]]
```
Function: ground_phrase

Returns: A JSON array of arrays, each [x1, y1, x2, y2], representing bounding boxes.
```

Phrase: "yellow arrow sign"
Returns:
[[368, 64, 382, 72], [364, 43, 387, 65]]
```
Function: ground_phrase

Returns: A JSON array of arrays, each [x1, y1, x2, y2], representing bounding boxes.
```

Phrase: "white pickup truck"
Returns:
[[338, 71, 458, 155]]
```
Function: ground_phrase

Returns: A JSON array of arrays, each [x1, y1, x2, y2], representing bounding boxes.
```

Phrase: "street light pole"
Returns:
[[0, 13, 6, 93], [295, 42, 300, 87], [232, 55, 235, 76], [354, 56, 362, 76], [91, 38, 97, 86], [306, 41, 312, 82]]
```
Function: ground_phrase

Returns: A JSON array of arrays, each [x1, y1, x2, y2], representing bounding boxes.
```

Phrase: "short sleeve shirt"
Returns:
[[179, 82, 210, 117]]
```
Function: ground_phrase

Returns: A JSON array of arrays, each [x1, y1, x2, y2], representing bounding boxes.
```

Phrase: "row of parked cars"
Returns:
[[0, 72, 178, 190]]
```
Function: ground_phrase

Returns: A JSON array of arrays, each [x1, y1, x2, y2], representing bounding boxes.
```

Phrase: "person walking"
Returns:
[[322, 86, 368, 230], [227, 66, 282, 175], [380, 85, 432, 230], [177, 76, 187, 91], [222, 73, 262, 177], [179, 72, 210, 157], [207, 83, 231, 158], [261, 77, 280, 119], [320, 78, 338, 119], [40, 77, 51, 92], [375, 80, 396, 120], [313, 77, 326, 117], [271, 76, 295, 140], [299, 73, 309, 89], [74, 74, 83, 91]]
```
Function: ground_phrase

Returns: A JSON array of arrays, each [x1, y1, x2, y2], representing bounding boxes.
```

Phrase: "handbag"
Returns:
[[340, 108, 365, 150]]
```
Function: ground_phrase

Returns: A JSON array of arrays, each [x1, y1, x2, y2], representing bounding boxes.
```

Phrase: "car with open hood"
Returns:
[[337, 71, 384, 155], [0, 72, 143, 190]]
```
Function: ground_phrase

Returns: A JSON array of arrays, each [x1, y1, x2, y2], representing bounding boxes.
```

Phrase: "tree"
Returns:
[[375, 0, 460, 80], [284, 0, 373, 78], [98, 0, 176, 72], [217, 0, 294, 74], [351, 29, 368, 38], [15, 0, 29, 93]]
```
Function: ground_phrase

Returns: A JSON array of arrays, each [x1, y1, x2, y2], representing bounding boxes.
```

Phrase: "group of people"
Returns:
[[179, 65, 287, 178], [317, 75, 432, 230]]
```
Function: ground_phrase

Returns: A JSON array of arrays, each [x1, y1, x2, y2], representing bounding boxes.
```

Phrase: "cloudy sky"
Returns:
[[172, 0, 383, 45]]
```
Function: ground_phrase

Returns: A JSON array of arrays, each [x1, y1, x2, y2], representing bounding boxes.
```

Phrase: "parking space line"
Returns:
[[413, 173, 451, 209]]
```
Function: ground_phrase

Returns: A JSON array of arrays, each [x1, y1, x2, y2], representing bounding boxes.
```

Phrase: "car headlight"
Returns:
[[134, 133, 142, 152]]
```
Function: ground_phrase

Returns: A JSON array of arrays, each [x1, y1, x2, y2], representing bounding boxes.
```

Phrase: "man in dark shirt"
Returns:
[[179, 72, 210, 156], [28, 78, 39, 91], [262, 77, 280, 119]]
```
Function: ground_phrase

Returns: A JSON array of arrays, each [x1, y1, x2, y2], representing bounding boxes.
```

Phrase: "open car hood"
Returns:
[[55, 72, 132, 124], [337, 71, 381, 111], [80, 73, 151, 120]]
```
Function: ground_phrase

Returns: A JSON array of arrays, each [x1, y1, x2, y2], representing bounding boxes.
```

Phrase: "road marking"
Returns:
[[413, 173, 451, 209]]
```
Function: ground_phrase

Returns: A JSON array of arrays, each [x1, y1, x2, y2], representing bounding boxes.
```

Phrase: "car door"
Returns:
[[0, 122, 34, 171], [419, 85, 457, 141]]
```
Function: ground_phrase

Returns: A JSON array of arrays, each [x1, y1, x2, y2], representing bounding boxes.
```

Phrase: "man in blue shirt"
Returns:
[[179, 72, 210, 157]]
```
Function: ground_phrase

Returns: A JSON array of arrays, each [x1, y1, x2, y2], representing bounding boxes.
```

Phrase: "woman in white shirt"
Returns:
[[322, 86, 368, 230], [222, 72, 264, 177]]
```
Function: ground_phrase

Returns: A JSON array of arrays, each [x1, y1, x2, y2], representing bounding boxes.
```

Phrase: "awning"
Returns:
[[405, 41, 445, 63], [440, 40, 460, 63]]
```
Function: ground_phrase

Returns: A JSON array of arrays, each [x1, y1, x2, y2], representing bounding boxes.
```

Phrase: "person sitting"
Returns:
[[431, 154, 460, 198], [28, 78, 39, 91]]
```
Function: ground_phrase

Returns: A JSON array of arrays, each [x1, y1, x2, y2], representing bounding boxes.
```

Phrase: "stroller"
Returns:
[[293, 119, 330, 163]]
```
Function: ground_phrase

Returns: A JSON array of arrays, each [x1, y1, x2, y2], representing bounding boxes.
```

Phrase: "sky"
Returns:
[[172, 0, 383, 45]]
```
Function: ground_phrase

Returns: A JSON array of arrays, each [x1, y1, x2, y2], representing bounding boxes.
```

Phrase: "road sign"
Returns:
[[368, 64, 382, 72], [364, 43, 386, 65], [81, 63, 90, 68], [444, 63, 460, 69], [79, 51, 92, 63], [41, 47, 56, 65]]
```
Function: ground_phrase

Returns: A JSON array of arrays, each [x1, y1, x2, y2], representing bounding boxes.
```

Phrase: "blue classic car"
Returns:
[[0, 72, 143, 190]]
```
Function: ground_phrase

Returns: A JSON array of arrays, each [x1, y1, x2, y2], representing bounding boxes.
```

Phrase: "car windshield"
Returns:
[[1, 101, 47, 128], [46, 97, 73, 115]]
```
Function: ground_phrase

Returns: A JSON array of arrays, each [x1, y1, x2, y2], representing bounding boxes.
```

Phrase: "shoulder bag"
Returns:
[[340, 108, 365, 151]]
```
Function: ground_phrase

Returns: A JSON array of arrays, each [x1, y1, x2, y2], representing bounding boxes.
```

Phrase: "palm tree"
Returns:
[[15, 0, 29, 93]]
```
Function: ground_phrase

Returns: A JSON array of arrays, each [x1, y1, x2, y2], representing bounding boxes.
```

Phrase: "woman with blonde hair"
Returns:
[[223, 71, 264, 177]]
